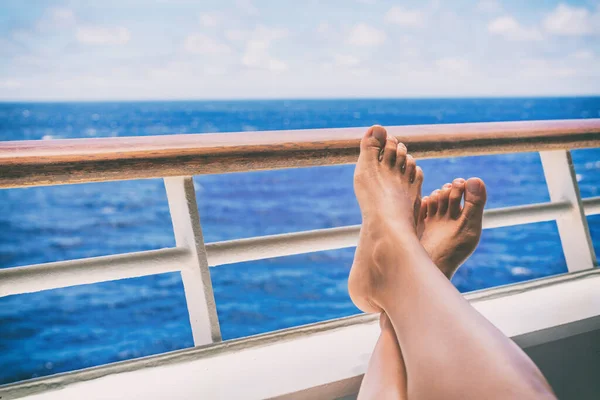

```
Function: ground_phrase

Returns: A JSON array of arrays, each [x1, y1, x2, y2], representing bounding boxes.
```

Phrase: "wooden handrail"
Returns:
[[1, 119, 599, 188]]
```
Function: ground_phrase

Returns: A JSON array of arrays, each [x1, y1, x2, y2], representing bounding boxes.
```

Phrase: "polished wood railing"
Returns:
[[1, 119, 599, 188]]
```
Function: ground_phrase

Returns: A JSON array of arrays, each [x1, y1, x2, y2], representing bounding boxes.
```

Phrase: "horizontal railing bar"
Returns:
[[205, 201, 574, 266], [0, 198, 596, 297], [583, 196, 600, 216], [482, 200, 572, 229], [1, 119, 599, 188], [206, 225, 360, 267], [0, 248, 188, 298]]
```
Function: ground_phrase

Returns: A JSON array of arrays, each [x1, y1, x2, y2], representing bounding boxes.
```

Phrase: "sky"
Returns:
[[0, 0, 599, 100]]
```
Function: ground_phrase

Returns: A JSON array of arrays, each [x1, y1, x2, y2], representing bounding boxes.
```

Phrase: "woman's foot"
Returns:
[[349, 126, 424, 313], [418, 178, 487, 278]]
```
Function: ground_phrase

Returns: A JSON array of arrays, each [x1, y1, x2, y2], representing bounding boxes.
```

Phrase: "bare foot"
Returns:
[[349, 125, 424, 313], [418, 177, 487, 279]]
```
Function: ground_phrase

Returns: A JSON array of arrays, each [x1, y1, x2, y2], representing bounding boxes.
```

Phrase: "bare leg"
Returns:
[[358, 177, 489, 399], [350, 126, 555, 399], [358, 313, 408, 400]]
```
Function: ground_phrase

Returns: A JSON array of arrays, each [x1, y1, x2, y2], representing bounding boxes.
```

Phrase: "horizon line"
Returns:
[[2, 94, 600, 103]]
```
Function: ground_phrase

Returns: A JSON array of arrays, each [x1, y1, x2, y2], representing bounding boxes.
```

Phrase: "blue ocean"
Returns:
[[1, 98, 599, 385]]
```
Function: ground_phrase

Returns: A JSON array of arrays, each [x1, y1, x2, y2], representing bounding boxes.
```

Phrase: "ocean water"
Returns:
[[1, 98, 599, 385]]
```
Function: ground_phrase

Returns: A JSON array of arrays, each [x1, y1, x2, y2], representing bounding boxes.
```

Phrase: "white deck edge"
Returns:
[[2, 268, 599, 400]]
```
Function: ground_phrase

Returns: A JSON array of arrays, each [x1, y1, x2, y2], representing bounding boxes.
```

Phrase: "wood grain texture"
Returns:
[[1, 119, 599, 188]]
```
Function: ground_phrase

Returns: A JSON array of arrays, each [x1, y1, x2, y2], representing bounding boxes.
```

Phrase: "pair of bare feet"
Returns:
[[347, 127, 556, 399], [349, 125, 487, 313]]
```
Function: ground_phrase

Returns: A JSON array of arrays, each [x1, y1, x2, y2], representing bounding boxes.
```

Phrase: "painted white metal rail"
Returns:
[[164, 176, 221, 345], [540, 150, 597, 272], [1, 195, 599, 298]]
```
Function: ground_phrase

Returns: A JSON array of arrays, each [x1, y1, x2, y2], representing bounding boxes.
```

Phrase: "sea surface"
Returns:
[[1, 98, 599, 385]]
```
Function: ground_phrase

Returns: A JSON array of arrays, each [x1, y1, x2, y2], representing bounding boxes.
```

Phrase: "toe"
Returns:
[[437, 184, 451, 215], [413, 195, 422, 227], [395, 142, 407, 172], [404, 154, 416, 180], [427, 189, 439, 217], [419, 196, 428, 221], [448, 178, 466, 219], [413, 166, 424, 188], [359, 125, 387, 163], [417, 196, 427, 238], [382, 135, 398, 166], [462, 177, 487, 220]]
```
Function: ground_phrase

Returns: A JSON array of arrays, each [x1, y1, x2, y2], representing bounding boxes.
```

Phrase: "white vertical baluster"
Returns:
[[540, 150, 597, 272], [164, 177, 221, 345]]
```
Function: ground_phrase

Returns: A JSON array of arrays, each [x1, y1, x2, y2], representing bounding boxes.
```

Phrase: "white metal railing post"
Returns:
[[164, 177, 221, 345], [539, 150, 597, 272]]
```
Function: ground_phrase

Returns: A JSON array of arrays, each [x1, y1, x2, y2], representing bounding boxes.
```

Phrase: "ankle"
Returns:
[[434, 257, 457, 279]]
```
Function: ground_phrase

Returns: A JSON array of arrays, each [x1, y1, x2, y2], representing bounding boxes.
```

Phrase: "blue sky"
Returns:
[[1, 0, 599, 100]]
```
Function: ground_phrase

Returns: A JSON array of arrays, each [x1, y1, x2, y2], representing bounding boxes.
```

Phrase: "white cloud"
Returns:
[[3, 1, 600, 100], [236, 0, 259, 16], [521, 59, 577, 78], [50, 7, 76, 25], [11, 54, 47, 68], [11, 30, 34, 43], [36, 7, 76, 31], [317, 23, 331, 34], [149, 61, 227, 81], [384, 6, 424, 27], [436, 57, 471, 75], [572, 50, 593, 60], [476, 0, 502, 14], [488, 16, 542, 41], [199, 12, 220, 28], [242, 40, 287, 71], [254, 26, 287, 41], [240, 26, 288, 72], [184, 33, 231, 54], [76, 27, 131, 45], [347, 23, 386, 47], [543, 4, 596, 36], [334, 54, 360, 68], [0, 79, 23, 89], [225, 29, 247, 42]]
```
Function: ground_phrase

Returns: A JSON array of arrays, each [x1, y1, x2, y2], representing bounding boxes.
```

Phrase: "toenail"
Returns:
[[443, 183, 452, 189], [387, 135, 398, 144], [466, 179, 482, 194], [416, 170, 423, 180], [371, 126, 387, 146], [453, 178, 465, 187]]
